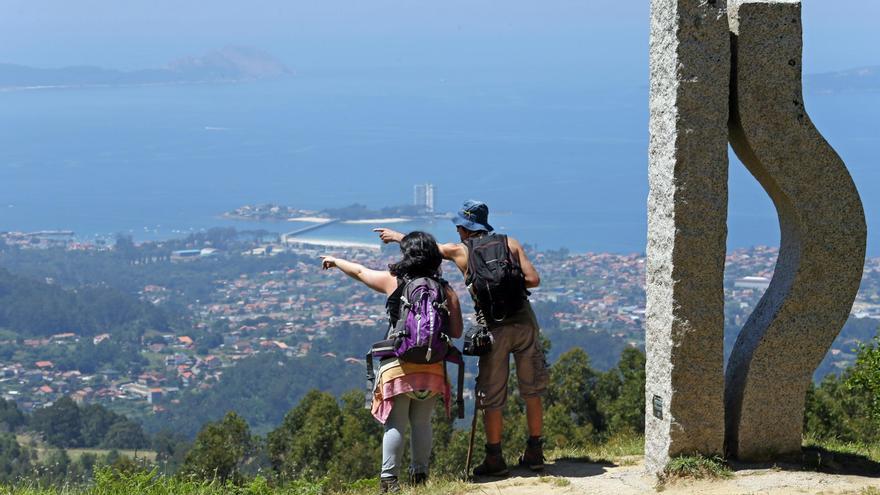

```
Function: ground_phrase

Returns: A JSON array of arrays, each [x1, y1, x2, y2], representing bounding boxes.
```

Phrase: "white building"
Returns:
[[413, 184, 435, 213]]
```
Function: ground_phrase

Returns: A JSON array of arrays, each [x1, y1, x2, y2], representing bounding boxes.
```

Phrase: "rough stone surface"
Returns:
[[645, 0, 730, 474], [725, 0, 868, 461]]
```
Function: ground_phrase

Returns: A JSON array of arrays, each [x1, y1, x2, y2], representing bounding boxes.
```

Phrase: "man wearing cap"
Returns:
[[375, 200, 547, 477]]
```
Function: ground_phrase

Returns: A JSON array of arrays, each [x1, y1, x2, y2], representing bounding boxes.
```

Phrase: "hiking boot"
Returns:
[[473, 443, 509, 477], [519, 437, 545, 471], [410, 472, 428, 486], [379, 477, 400, 493]]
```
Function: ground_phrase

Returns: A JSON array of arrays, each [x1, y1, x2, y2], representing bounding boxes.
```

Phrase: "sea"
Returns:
[[1, 71, 878, 255]]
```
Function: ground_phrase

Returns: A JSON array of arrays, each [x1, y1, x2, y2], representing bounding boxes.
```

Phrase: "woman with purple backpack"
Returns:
[[321, 231, 463, 493]]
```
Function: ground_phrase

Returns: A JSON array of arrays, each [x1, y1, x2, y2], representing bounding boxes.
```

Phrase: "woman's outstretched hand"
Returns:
[[320, 255, 338, 270], [373, 228, 404, 244]]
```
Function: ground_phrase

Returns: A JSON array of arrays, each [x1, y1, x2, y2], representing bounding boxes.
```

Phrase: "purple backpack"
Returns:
[[386, 277, 450, 363], [365, 276, 465, 417]]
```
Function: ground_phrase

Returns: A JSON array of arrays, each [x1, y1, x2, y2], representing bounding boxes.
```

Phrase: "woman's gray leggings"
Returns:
[[381, 394, 437, 479]]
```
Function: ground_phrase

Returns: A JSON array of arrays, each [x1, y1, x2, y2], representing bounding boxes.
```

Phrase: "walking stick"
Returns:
[[464, 400, 479, 480]]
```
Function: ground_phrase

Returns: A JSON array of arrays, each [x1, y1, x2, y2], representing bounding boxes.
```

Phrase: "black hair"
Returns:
[[388, 231, 443, 279]]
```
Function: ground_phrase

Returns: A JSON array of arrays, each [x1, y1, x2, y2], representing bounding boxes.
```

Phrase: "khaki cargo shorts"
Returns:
[[475, 303, 549, 410]]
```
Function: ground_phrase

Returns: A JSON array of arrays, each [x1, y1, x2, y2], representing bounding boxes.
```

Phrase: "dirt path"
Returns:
[[466, 458, 880, 495]]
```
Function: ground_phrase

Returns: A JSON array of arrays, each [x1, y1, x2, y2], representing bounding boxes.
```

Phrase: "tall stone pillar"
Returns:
[[645, 0, 730, 473], [725, 0, 867, 461]]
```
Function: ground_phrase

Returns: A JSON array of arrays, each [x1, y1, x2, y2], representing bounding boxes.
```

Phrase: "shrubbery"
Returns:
[[0, 329, 878, 490], [168, 346, 647, 486], [805, 335, 880, 444]]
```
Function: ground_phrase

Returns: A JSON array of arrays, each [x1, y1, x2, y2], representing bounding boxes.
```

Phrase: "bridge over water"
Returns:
[[281, 219, 341, 243]]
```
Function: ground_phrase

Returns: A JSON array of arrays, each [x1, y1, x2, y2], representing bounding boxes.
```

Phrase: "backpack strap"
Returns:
[[385, 277, 407, 327], [442, 359, 449, 411], [365, 351, 376, 409], [387, 277, 415, 338], [463, 238, 477, 286], [462, 238, 484, 315], [365, 339, 400, 408], [432, 278, 450, 314]]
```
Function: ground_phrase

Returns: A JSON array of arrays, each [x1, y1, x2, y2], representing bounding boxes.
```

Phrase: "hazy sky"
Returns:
[[1, 0, 877, 80]]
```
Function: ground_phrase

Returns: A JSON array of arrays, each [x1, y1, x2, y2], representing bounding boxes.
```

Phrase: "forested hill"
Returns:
[[0, 267, 173, 337], [143, 351, 364, 438]]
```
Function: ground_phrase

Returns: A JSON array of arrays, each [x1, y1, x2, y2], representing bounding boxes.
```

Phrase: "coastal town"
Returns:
[[1, 229, 879, 418]]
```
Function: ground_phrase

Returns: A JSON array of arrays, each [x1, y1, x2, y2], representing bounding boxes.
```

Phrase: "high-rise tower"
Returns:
[[413, 184, 435, 213]]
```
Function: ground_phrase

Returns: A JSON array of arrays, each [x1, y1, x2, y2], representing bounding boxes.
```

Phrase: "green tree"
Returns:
[[267, 390, 342, 480], [804, 330, 880, 443], [182, 411, 254, 483], [429, 400, 471, 476], [30, 397, 83, 448], [543, 403, 594, 449], [546, 348, 603, 433], [101, 420, 149, 449], [152, 430, 191, 474], [0, 399, 25, 433], [848, 335, 880, 423], [597, 347, 646, 435], [326, 391, 382, 483], [0, 433, 31, 482], [79, 404, 120, 447]]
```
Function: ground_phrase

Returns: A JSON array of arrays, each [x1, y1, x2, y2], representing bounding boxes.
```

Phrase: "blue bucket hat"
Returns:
[[452, 200, 494, 232]]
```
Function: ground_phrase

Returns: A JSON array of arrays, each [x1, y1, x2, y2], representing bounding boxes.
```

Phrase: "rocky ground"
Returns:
[[470, 458, 880, 495]]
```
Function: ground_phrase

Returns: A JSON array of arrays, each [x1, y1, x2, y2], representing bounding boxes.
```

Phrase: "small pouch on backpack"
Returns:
[[463, 324, 494, 356]]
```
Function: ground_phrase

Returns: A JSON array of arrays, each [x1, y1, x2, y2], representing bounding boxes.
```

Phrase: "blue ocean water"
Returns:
[[0, 72, 877, 254]]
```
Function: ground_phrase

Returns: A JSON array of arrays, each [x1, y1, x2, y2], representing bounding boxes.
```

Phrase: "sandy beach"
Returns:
[[284, 237, 381, 251], [287, 216, 334, 223], [286, 217, 410, 224], [342, 218, 409, 224]]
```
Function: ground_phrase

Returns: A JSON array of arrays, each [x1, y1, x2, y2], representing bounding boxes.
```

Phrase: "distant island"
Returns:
[[0, 46, 292, 91], [223, 202, 446, 223], [806, 65, 880, 94]]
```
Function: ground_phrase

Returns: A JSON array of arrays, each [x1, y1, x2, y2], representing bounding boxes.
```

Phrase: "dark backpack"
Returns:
[[366, 276, 465, 418], [384, 276, 451, 364], [465, 234, 529, 322]]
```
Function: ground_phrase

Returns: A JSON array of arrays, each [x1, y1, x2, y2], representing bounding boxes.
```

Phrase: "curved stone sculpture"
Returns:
[[645, 0, 730, 473], [725, 0, 867, 460]]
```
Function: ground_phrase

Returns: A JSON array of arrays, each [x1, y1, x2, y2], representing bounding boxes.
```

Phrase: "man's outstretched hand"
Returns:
[[373, 228, 404, 244]]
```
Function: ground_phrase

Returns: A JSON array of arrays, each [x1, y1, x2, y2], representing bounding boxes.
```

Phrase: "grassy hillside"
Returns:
[[3, 435, 880, 495], [0, 437, 645, 495]]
